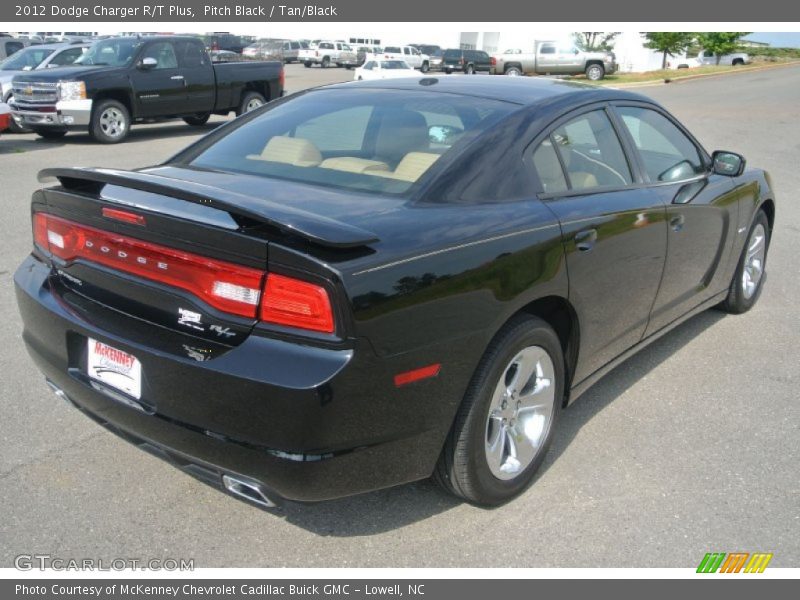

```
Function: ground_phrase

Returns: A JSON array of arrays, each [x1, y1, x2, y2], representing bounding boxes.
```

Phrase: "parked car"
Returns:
[[0, 102, 10, 134], [203, 33, 248, 54], [355, 45, 382, 66], [666, 55, 702, 69], [354, 59, 422, 80], [697, 49, 750, 66], [298, 41, 357, 68], [381, 46, 430, 72], [9, 36, 284, 143], [13, 77, 774, 508], [1, 42, 89, 132], [244, 39, 309, 63], [490, 41, 617, 80], [442, 48, 492, 74], [0, 38, 37, 62], [209, 49, 243, 63]]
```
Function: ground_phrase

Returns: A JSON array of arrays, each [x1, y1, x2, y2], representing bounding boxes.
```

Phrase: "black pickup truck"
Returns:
[[9, 36, 284, 143]]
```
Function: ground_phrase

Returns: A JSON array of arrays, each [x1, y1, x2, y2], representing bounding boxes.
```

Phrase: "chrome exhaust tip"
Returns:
[[222, 474, 276, 508]]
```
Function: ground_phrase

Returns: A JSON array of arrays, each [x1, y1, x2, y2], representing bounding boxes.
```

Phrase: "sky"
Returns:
[[743, 32, 800, 47]]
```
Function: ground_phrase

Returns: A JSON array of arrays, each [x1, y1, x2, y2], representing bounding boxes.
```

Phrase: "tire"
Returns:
[[465, 64, 475, 75], [434, 314, 564, 506], [304, 61, 312, 68], [445, 68, 452, 75], [718, 210, 770, 314], [5, 95, 31, 133], [32, 128, 67, 140], [183, 113, 211, 126], [585, 63, 605, 81], [421, 62, 430, 73], [321, 56, 330, 68], [89, 99, 130, 144], [732, 59, 744, 66], [236, 91, 266, 116], [505, 66, 523, 77]]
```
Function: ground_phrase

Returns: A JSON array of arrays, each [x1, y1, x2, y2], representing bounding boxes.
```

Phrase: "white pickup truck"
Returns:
[[299, 41, 358, 69], [379, 45, 431, 72]]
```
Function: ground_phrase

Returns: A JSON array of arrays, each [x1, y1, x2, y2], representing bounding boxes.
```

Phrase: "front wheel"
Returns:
[[421, 62, 430, 73], [434, 315, 564, 506], [236, 91, 266, 116], [718, 210, 770, 314], [585, 63, 605, 81], [90, 99, 130, 144]]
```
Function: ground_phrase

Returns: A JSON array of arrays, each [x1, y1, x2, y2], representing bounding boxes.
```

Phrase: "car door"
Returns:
[[130, 41, 185, 118], [175, 39, 215, 114], [536, 42, 559, 73], [612, 104, 739, 334], [530, 106, 668, 382]]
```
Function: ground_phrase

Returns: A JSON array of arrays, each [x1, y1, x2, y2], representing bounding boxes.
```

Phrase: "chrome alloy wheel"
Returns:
[[99, 106, 126, 138], [742, 223, 766, 299], [485, 345, 556, 480], [245, 97, 264, 112]]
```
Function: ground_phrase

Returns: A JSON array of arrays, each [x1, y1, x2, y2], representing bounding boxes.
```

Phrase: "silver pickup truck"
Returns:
[[491, 41, 617, 80]]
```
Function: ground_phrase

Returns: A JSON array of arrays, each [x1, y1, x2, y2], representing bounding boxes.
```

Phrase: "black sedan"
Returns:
[[14, 77, 775, 507]]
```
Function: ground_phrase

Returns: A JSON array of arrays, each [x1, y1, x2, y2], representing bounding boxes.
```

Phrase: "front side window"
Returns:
[[550, 110, 632, 190], [142, 42, 178, 70], [48, 47, 85, 67], [617, 106, 705, 182], [183, 89, 513, 195]]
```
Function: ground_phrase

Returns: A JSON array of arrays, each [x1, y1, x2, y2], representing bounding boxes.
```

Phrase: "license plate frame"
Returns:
[[86, 338, 142, 400]]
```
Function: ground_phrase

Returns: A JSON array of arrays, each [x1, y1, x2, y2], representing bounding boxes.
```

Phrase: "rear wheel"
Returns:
[[505, 66, 523, 76], [304, 61, 312, 68], [585, 63, 605, 81], [718, 210, 770, 314], [465, 64, 475, 75], [321, 56, 330, 68], [183, 113, 211, 126], [434, 315, 564, 506], [236, 91, 266, 116], [90, 99, 130, 144]]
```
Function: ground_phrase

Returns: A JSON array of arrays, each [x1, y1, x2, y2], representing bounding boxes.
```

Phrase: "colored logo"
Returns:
[[697, 552, 773, 573]]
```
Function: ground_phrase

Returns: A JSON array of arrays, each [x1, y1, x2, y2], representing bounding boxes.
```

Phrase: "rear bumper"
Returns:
[[11, 99, 92, 129], [14, 255, 453, 503]]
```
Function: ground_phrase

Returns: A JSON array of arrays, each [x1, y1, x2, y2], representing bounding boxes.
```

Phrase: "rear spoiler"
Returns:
[[38, 167, 380, 249]]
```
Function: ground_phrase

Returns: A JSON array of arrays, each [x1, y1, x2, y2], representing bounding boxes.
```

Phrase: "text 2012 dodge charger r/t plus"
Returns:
[[15, 78, 774, 507]]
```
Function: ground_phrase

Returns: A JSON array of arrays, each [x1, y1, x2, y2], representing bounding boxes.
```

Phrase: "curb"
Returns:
[[603, 60, 800, 89]]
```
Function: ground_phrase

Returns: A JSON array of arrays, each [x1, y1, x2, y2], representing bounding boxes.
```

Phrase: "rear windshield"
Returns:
[[183, 88, 513, 195], [443, 49, 461, 58]]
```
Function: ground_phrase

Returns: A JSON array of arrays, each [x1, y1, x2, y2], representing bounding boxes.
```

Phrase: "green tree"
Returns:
[[573, 32, 620, 51], [642, 32, 696, 69], [696, 32, 751, 64]]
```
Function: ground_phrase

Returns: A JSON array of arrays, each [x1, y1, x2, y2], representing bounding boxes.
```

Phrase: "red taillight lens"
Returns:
[[490, 57, 496, 66], [34, 213, 263, 318], [279, 65, 285, 89], [260, 273, 334, 333]]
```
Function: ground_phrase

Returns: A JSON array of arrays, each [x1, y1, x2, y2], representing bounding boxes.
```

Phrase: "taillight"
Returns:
[[34, 213, 263, 318], [279, 65, 285, 89], [260, 273, 334, 333], [33, 213, 336, 333], [490, 57, 496, 66]]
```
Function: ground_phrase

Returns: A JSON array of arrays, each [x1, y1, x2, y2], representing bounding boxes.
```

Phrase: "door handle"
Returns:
[[575, 229, 598, 252], [170, 75, 185, 80], [670, 214, 685, 232]]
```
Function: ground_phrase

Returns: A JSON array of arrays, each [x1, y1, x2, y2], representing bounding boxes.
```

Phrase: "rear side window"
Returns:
[[540, 44, 556, 55], [617, 106, 705, 182], [176, 41, 207, 68], [532, 139, 568, 194], [551, 110, 632, 190], [184, 89, 513, 195]]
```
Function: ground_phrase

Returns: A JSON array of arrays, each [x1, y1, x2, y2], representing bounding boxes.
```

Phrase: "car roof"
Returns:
[[18, 42, 87, 51], [327, 76, 652, 107]]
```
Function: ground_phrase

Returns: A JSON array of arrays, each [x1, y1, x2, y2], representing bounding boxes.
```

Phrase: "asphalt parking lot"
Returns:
[[1, 63, 798, 568]]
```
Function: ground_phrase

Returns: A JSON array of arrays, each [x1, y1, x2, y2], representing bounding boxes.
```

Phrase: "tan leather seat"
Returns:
[[319, 157, 390, 174], [246, 136, 322, 167], [372, 152, 440, 182]]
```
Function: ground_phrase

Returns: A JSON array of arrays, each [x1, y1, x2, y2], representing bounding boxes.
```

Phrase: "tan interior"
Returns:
[[319, 157, 390, 174], [371, 152, 441, 182], [246, 136, 323, 167]]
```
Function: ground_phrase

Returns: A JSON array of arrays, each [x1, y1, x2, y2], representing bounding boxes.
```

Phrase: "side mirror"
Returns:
[[712, 150, 746, 177], [139, 56, 157, 70]]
